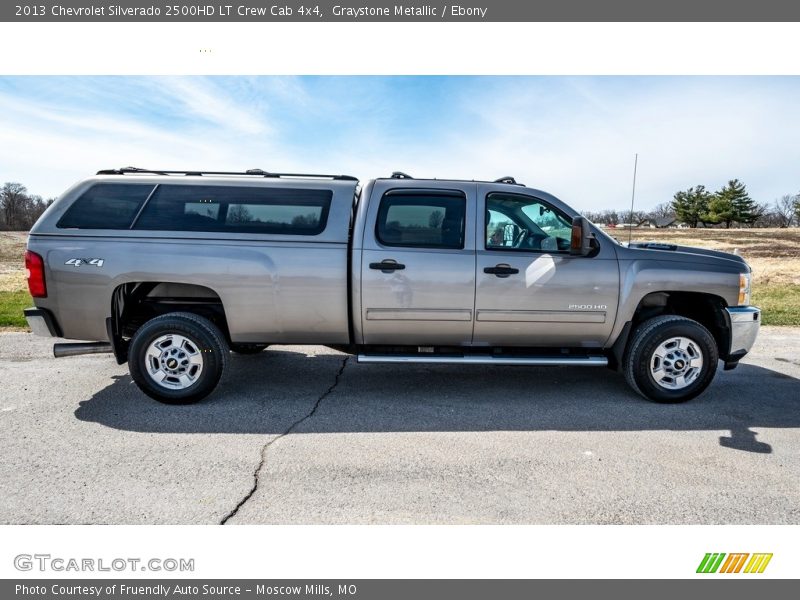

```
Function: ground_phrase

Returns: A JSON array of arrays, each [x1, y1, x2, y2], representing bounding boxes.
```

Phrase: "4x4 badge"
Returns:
[[65, 258, 105, 267]]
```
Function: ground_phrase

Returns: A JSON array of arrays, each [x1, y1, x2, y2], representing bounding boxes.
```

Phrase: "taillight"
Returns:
[[25, 250, 47, 298]]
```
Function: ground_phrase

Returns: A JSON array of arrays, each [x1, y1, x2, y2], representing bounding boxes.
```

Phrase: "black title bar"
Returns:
[[5, 0, 800, 22], [4, 579, 800, 600]]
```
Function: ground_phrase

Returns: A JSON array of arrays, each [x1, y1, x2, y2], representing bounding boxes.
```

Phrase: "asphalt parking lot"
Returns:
[[1, 327, 799, 525]]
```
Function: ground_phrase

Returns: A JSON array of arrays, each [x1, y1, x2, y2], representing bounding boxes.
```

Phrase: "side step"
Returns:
[[53, 342, 113, 358], [357, 354, 608, 366]]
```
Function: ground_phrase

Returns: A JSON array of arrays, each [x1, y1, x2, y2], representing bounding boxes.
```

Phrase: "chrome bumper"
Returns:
[[726, 306, 761, 356]]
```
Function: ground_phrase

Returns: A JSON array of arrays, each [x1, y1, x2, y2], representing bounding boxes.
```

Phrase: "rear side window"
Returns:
[[376, 192, 466, 249], [57, 183, 155, 229], [134, 185, 332, 235]]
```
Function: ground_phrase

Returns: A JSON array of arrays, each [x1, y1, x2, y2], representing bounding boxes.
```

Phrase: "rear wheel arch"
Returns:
[[109, 281, 231, 363]]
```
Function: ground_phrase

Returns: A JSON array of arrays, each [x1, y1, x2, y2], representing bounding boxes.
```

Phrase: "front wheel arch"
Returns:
[[610, 291, 731, 370]]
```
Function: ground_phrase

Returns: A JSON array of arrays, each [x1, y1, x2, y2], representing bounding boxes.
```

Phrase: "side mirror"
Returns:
[[570, 215, 594, 256]]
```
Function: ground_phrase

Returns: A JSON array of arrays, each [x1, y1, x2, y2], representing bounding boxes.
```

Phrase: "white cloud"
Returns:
[[0, 77, 282, 195], [1, 76, 799, 213], [154, 77, 270, 135], [313, 78, 800, 211], [251, 77, 800, 212], [425, 78, 800, 210]]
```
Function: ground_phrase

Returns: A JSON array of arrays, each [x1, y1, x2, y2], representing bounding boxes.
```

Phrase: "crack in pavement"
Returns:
[[220, 355, 350, 525]]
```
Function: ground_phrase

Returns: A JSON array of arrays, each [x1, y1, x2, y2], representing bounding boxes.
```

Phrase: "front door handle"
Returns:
[[370, 260, 406, 272], [484, 264, 519, 277]]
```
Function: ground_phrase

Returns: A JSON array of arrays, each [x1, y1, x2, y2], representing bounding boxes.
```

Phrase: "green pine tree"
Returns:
[[702, 193, 735, 228], [719, 179, 760, 227], [672, 185, 711, 228]]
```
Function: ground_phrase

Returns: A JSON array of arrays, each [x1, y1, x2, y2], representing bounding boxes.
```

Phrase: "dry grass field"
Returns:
[[1, 229, 798, 328], [0, 232, 29, 329], [625, 227, 800, 286], [0, 231, 27, 292]]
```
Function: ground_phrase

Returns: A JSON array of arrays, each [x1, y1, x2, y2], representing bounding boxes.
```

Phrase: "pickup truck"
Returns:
[[24, 168, 761, 404]]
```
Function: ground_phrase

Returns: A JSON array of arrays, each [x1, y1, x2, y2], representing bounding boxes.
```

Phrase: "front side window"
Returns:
[[134, 185, 332, 235], [485, 193, 572, 252], [57, 183, 155, 229], [376, 192, 466, 249]]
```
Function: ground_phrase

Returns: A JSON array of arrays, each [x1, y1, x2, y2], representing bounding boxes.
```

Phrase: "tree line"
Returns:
[[3, 179, 800, 231], [1, 183, 55, 230], [584, 179, 800, 229]]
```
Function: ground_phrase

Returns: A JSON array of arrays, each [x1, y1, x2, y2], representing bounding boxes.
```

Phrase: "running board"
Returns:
[[357, 354, 608, 366], [53, 342, 113, 358]]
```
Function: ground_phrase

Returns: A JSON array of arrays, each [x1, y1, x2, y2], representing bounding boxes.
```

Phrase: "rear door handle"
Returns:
[[370, 260, 406, 271], [484, 264, 519, 277]]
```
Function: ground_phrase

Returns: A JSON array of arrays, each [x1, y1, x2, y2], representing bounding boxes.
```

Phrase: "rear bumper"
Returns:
[[24, 307, 61, 337], [724, 306, 760, 366]]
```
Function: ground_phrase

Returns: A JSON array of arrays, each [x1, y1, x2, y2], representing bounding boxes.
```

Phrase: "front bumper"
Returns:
[[725, 305, 761, 361], [24, 307, 61, 337]]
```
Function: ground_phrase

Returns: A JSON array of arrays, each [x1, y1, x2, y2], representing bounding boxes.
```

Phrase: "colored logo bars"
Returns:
[[696, 553, 773, 574]]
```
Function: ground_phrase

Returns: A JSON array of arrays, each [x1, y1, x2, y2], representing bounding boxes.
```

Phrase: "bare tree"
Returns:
[[774, 195, 796, 228], [628, 210, 650, 225], [226, 204, 252, 224], [291, 213, 319, 227], [428, 210, 444, 229], [0, 183, 55, 230], [1, 182, 27, 230], [795, 194, 800, 226], [650, 202, 676, 220], [752, 203, 778, 228], [582, 211, 603, 224], [600, 209, 620, 226]]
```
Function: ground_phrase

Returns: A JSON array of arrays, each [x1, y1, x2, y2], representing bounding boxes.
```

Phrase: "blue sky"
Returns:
[[1, 76, 798, 211]]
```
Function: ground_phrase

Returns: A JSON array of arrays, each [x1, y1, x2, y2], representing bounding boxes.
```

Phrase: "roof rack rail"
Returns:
[[494, 176, 522, 185], [390, 171, 413, 179], [96, 167, 358, 181], [96, 167, 170, 176]]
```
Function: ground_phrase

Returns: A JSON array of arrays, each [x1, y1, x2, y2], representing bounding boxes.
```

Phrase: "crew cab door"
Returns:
[[359, 182, 476, 345], [473, 184, 619, 347]]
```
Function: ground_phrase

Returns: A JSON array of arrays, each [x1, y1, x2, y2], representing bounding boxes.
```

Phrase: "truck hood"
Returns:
[[619, 241, 751, 271]]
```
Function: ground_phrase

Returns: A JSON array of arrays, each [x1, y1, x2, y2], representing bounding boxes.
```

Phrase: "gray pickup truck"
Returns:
[[24, 168, 760, 404]]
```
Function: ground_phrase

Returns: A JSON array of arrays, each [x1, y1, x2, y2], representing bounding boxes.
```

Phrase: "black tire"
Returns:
[[623, 315, 719, 403], [128, 312, 229, 404], [229, 343, 269, 355]]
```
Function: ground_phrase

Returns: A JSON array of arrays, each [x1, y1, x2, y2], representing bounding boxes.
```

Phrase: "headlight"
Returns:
[[738, 272, 751, 306]]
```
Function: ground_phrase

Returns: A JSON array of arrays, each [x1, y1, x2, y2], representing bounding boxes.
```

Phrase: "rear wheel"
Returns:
[[129, 312, 228, 404], [623, 315, 718, 403]]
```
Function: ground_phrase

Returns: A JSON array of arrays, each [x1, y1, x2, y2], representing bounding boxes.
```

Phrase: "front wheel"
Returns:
[[128, 312, 229, 404], [623, 315, 719, 403]]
